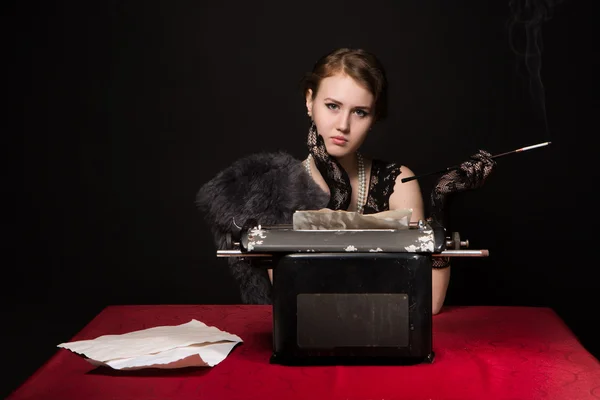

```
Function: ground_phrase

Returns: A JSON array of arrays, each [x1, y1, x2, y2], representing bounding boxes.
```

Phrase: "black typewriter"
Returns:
[[217, 210, 488, 366]]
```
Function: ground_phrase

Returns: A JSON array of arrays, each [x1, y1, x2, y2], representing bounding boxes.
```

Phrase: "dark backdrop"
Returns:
[[3, 0, 597, 397]]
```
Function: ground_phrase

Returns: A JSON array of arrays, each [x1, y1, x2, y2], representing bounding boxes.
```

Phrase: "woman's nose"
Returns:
[[336, 112, 351, 133]]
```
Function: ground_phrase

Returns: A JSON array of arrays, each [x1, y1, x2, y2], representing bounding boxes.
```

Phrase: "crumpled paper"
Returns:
[[57, 319, 242, 370], [293, 209, 413, 230]]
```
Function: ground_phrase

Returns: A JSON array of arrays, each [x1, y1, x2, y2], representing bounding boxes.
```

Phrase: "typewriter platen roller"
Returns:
[[217, 217, 487, 259]]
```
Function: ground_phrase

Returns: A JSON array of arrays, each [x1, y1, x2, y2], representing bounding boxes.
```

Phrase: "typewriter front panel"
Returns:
[[270, 252, 433, 365]]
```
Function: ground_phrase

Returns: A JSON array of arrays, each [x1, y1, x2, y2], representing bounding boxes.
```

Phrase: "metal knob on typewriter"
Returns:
[[446, 232, 469, 250]]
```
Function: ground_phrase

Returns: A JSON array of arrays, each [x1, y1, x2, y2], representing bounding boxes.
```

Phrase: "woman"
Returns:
[[196, 48, 495, 314]]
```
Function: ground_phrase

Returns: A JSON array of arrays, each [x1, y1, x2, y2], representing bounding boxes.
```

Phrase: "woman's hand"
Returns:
[[430, 150, 496, 222]]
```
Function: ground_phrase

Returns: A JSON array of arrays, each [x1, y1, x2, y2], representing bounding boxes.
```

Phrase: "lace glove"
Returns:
[[307, 122, 352, 210], [429, 150, 496, 223], [432, 257, 451, 269]]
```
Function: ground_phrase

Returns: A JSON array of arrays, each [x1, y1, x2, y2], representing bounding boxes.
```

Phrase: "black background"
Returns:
[[3, 0, 598, 397]]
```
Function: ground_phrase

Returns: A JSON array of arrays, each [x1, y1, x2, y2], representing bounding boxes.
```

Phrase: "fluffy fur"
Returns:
[[196, 151, 329, 304]]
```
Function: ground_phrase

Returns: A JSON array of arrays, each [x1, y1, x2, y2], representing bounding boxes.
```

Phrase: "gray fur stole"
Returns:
[[196, 151, 329, 304]]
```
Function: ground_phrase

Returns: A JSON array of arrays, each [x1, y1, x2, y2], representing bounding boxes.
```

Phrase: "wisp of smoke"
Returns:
[[507, 0, 565, 138]]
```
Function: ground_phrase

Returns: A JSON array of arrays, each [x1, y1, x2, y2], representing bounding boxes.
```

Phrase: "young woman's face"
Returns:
[[306, 73, 375, 159]]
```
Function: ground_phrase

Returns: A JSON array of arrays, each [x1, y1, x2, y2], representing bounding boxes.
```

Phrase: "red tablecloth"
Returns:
[[8, 305, 600, 400]]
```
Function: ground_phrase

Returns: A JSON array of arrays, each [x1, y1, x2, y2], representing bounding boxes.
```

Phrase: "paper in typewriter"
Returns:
[[293, 209, 413, 230], [57, 319, 242, 370]]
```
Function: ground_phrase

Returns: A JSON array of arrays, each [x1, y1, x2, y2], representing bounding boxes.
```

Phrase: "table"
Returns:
[[7, 305, 600, 400]]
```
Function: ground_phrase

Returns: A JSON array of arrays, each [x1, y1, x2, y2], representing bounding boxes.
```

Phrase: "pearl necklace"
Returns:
[[304, 153, 366, 214]]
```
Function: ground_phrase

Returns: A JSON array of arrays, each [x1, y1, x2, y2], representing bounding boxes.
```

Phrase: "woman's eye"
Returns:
[[326, 103, 339, 110], [355, 109, 368, 117]]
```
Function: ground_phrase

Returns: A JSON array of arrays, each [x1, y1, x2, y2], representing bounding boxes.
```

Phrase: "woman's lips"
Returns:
[[331, 136, 348, 146]]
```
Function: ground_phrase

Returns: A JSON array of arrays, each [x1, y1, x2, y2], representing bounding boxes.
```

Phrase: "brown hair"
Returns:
[[301, 48, 388, 121]]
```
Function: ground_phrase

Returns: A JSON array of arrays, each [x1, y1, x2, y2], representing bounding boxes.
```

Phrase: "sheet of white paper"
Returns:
[[293, 209, 413, 230], [86, 342, 239, 370], [57, 319, 242, 370]]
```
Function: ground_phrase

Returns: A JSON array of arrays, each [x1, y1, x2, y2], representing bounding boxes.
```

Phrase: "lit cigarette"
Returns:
[[517, 142, 551, 153]]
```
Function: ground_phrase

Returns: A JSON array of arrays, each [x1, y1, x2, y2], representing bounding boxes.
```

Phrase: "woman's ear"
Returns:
[[305, 89, 314, 117]]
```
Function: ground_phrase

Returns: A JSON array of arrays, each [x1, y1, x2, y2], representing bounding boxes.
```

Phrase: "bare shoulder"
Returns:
[[394, 164, 420, 192], [397, 164, 417, 181], [390, 164, 425, 221]]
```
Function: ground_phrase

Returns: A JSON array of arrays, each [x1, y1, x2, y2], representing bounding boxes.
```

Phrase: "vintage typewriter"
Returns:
[[217, 209, 488, 366]]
